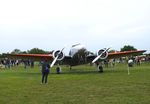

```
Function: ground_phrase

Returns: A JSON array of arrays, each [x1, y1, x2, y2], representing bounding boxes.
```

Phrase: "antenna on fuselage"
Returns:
[[72, 43, 81, 47]]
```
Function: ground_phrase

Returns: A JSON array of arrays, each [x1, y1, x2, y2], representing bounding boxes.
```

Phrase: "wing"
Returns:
[[87, 50, 146, 61], [4, 54, 53, 61], [107, 50, 146, 59]]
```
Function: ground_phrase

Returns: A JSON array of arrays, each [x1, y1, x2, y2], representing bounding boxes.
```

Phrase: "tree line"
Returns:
[[0, 48, 53, 58], [10, 48, 51, 54]]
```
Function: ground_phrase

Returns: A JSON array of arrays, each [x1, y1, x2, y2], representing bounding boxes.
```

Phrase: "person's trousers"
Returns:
[[42, 73, 48, 83]]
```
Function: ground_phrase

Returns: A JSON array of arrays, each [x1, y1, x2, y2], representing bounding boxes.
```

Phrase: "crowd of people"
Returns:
[[0, 58, 34, 69], [97, 56, 150, 68]]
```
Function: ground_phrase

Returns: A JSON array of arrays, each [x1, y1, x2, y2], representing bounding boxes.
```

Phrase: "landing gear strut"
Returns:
[[56, 64, 61, 74], [70, 66, 72, 70], [98, 65, 103, 73]]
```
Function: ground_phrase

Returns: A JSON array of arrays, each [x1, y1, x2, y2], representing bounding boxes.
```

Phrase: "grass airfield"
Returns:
[[0, 63, 150, 104]]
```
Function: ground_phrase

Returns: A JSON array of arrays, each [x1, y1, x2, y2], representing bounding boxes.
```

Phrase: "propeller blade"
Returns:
[[92, 47, 110, 63], [50, 47, 65, 68], [92, 55, 102, 63], [60, 47, 65, 52], [50, 55, 58, 67]]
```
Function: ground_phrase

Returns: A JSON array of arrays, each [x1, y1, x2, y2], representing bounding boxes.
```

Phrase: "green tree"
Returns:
[[109, 49, 116, 53], [11, 49, 22, 54], [120, 45, 137, 52], [28, 48, 48, 54], [20, 51, 27, 54]]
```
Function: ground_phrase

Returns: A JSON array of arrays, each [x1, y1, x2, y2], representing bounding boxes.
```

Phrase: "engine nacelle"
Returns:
[[52, 50, 65, 61], [97, 49, 108, 60]]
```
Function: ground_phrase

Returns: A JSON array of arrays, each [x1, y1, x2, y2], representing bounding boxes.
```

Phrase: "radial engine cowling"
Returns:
[[97, 49, 108, 60], [52, 50, 65, 61]]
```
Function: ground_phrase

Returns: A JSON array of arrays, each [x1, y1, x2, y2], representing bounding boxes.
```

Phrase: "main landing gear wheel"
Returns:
[[98, 65, 103, 73]]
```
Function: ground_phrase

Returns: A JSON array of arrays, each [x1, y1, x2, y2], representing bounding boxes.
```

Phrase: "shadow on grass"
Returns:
[[58, 70, 100, 75], [0, 67, 131, 77]]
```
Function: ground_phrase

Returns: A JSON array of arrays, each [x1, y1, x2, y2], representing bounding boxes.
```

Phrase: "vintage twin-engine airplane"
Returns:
[[6, 44, 146, 72]]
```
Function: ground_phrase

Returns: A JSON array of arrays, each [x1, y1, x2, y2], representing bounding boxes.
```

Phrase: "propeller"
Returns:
[[50, 47, 65, 68], [92, 47, 110, 63]]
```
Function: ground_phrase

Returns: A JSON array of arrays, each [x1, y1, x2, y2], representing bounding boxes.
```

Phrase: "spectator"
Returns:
[[41, 60, 50, 84]]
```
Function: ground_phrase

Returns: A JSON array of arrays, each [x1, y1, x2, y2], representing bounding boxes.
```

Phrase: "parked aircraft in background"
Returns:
[[5, 44, 146, 72]]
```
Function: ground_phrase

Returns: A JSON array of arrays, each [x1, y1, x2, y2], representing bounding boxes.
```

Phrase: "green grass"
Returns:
[[0, 63, 150, 104]]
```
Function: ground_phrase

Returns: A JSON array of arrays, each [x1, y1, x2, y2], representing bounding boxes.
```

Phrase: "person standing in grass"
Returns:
[[41, 60, 50, 84]]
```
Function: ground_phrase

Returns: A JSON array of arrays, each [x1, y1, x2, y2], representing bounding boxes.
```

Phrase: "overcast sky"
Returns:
[[0, 0, 150, 54]]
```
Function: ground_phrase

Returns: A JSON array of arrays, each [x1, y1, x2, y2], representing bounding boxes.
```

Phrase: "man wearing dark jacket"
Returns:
[[41, 60, 50, 84]]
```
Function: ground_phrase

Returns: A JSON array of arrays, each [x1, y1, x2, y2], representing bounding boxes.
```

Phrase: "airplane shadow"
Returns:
[[51, 69, 103, 75], [57, 68, 130, 75], [6, 68, 127, 76]]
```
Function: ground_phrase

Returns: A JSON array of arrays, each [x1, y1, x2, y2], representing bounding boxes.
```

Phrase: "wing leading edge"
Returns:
[[107, 50, 146, 59], [4, 54, 53, 61]]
